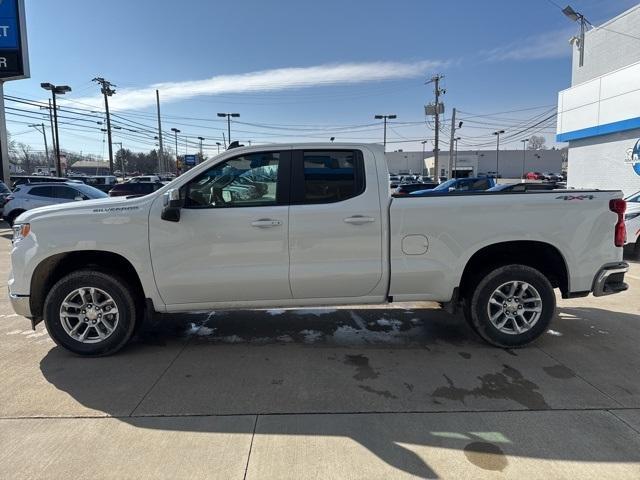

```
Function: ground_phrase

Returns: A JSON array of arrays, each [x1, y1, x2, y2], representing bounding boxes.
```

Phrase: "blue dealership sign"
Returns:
[[631, 139, 640, 177], [184, 154, 197, 166], [0, 0, 28, 80]]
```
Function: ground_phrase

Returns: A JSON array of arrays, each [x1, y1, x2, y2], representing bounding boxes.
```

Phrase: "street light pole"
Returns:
[[216, 142, 221, 154], [493, 130, 505, 179], [171, 128, 180, 175], [374, 114, 397, 152], [198, 136, 205, 164], [41, 83, 72, 177], [217, 113, 240, 145], [521, 138, 529, 180]]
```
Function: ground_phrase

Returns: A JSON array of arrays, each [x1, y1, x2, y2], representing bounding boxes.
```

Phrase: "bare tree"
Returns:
[[527, 135, 547, 150]]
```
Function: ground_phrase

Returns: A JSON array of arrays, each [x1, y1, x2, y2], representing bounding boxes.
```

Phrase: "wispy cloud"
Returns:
[[66, 60, 444, 111], [482, 28, 575, 62]]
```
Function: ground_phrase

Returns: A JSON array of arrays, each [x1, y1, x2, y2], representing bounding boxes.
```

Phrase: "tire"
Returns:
[[465, 264, 555, 348], [634, 239, 640, 260], [6, 210, 25, 227], [44, 270, 137, 356]]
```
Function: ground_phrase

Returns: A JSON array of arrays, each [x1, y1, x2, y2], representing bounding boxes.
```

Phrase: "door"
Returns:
[[288, 149, 383, 298], [149, 150, 292, 306]]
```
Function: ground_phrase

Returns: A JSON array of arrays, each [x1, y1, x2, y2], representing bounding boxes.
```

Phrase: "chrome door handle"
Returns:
[[344, 215, 375, 225], [251, 218, 282, 228]]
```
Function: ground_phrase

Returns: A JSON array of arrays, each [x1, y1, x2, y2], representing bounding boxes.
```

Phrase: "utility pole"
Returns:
[[374, 114, 397, 151], [426, 74, 445, 180], [448, 108, 456, 179], [454, 137, 461, 178], [156, 90, 164, 174], [93, 77, 116, 174], [41, 100, 57, 164], [29, 123, 49, 171], [171, 128, 180, 175]]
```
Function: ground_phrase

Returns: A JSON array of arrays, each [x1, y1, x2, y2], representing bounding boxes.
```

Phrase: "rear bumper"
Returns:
[[592, 262, 629, 297], [8, 290, 32, 318]]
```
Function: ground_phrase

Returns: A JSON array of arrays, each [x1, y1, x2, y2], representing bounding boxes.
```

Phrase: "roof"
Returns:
[[70, 160, 110, 168]]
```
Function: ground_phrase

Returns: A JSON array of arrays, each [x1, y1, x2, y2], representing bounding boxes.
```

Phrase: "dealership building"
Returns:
[[385, 149, 564, 179], [556, 4, 640, 197]]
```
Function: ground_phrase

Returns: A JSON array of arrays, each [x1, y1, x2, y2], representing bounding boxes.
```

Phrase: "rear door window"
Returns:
[[54, 186, 82, 199], [292, 150, 365, 204]]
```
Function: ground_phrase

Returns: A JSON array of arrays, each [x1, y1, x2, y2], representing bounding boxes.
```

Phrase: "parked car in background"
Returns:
[[394, 182, 439, 196], [68, 175, 118, 193], [625, 190, 640, 258], [127, 175, 161, 183], [9, 175, 80, 189], [3, 182, 108, 226], [523, 172, 545, 180], [487, 183, 563, 193], [389, 174, 401, 188], [410, 177, 496, 195], [542, 172, 563, 182], [0, 181, 11, 215], [108, 181, 164, 197]]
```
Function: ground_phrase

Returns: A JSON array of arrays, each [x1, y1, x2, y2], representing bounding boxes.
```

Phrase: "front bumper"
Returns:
[[8, 290, 32, 318], [592, 262, 629, 297]]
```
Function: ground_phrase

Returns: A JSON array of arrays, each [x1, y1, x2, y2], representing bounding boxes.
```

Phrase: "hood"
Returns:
[[16, 195, 150, 223]]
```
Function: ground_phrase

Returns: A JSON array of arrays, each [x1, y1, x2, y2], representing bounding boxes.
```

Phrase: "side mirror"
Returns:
[[161, 188, 182, 222], [74, 196, 84, 201]]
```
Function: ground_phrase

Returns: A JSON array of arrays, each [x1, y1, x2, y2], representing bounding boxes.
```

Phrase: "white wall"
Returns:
[[557, 60, 640, 140], [567, 129, 640, 197]]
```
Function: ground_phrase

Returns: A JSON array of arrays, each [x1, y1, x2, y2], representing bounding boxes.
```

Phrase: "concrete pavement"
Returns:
[[1, 223, 639, 479]]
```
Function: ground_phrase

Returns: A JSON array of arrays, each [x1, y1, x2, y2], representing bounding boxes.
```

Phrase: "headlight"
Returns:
[[12, 223, 30, 243], [625, 212, 640, 221]]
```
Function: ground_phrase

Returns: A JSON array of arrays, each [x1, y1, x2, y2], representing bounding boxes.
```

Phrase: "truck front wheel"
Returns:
[[43, 270, 137, 356], [464, 264, 555, 348]]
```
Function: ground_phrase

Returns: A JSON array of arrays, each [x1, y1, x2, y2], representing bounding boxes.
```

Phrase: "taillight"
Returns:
[[609, 199, 626, 247]]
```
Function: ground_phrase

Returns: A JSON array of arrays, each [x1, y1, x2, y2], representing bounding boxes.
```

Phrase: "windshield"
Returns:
[[433, 179, 457, 191], [73, 183, 108, 198]]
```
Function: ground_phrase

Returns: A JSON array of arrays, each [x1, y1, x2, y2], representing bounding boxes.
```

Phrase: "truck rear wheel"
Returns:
[[43, 270, 137, 356], [464, 264, 555, 348]]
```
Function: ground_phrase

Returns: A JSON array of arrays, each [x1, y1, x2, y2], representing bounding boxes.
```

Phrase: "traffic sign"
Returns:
[[0, 0, 29, 80]]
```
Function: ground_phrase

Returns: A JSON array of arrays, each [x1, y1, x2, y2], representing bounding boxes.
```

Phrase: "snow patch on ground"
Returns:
[[300, 329, 323, 343], [196, 326, 216, 336], [546, 329, 563, 336], [291, 308, 338, 316]]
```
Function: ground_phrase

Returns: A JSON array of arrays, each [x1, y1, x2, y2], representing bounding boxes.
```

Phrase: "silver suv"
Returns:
[[3, 182, 108, 226]]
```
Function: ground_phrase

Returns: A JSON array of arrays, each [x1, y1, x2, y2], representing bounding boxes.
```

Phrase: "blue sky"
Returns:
[[6, 0, 639, 158]]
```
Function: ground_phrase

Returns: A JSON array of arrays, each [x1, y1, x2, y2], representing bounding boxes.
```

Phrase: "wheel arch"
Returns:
[[30, 250, 146, 321], [458, 240, 570, 300]]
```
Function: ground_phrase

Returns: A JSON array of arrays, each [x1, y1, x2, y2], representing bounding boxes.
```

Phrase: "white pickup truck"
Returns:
[[8, 144, 629, 355]]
